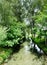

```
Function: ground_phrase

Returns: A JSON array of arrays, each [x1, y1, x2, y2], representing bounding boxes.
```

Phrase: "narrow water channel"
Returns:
[[2, 42, 47, 65]]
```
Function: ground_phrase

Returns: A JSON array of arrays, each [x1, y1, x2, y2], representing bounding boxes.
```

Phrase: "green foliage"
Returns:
[[31, 0, 47, 51], [0, 26, 7, 46], [0, 0, 47, 54], [0, 26, 7, 40], [0, 0, 26, 47], [0, 47, 12, 64], [0, 22, 26, 47]]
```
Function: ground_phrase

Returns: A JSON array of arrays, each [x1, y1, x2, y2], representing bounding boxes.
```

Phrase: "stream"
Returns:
[[2, 42, 47, 65]]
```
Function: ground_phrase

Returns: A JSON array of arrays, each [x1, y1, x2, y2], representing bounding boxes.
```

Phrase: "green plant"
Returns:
[[0, 26, 7, 46]]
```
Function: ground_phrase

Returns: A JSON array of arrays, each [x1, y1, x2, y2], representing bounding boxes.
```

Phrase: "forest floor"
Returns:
[[2, 42, 47, 65]]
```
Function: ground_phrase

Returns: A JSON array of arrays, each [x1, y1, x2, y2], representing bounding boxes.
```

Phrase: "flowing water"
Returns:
[[2, 42, 47, 65]]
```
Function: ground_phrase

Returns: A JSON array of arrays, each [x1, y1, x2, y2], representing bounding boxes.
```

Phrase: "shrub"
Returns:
[[0, 22, 26, 47]]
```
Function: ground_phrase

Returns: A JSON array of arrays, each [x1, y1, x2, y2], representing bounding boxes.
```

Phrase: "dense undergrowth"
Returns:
[[0, 22, 26, 64], [0, 0, 26, 64], [0, 22, 26, 47], [0, 0, 47, 64]]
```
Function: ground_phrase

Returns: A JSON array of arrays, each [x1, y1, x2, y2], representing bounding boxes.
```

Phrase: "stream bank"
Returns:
[[2, 42, 47, 65]]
